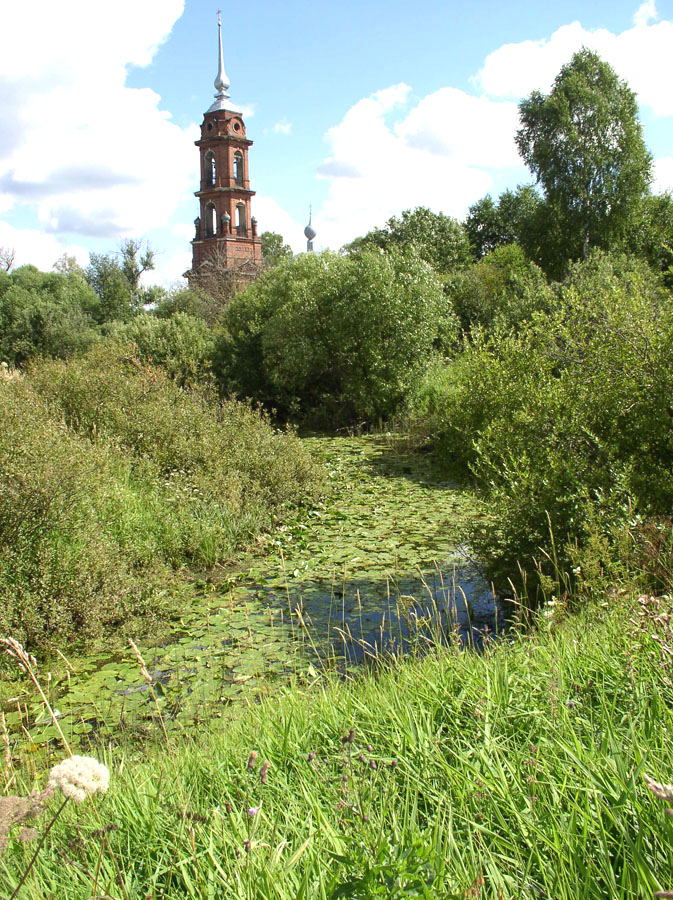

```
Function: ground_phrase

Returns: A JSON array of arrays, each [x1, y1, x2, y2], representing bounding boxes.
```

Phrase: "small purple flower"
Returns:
[[308, 752, 315, 761], [390, 760, 398, 768], [369, 760, 377, 770], [248, 806, 260, 817], [568, 701, 575, 709], [366, 744, 373, 752], [248, 752, 258, 770], [359, 754, 366, 763]]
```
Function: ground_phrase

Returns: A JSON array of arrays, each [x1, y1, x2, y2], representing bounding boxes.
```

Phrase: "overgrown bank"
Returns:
[[2, 593, 672, 898], [0, 344, 321, 654]]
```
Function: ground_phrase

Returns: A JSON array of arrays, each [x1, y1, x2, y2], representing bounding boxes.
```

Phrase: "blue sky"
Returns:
[[1, 0, 672, 284]]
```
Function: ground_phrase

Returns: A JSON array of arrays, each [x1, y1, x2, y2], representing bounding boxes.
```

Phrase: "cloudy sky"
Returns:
[[1, 0, 672, 285]]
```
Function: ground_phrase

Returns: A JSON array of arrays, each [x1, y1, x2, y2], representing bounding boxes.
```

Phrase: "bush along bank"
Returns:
[[0, 342, 322, 656]]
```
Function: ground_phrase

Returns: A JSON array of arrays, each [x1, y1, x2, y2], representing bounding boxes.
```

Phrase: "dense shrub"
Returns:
[[154, 284, 230, 327], [413, 252, 673, 590], [29, 342, 321, 511], [0, 345, 322, 654], [216, 249, 453, 427], [108, 312, 216, 386], [445, 243, 553, 334], [346, 206, 472, 274], [0, 266, 101, 365], [0, 377, 162, 652]]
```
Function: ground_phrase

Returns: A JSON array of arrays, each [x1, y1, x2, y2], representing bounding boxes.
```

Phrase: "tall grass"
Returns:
[[0, 343, 322, 655], [2, 593, 672, 898]]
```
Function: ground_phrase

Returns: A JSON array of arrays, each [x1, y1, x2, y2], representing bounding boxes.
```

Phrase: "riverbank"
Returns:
[[2, 591, 672, 898], [2, 434, 494, 754]]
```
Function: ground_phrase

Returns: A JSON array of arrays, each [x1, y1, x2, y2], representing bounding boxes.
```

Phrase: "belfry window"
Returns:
[[205, 152, 216, 187], [233, 151, 244, 185], [206, 203, 217, 237], [236, 203, 247, 236]]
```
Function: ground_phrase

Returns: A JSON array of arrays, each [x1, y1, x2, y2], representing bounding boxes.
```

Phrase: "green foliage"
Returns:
[[108, 312, 216, 387], [0, 265, 101, 365], [445, 243, 553, 333], [119, 238, 155, 298], [2, 595, 672, 899], [346, 206, 471, 274], [0, 376, 164, 652], [260, 230, 293, 267], [626, 192, 673, 284], [0, 345, 321, 653], [413, 251, 673, 589], [465, 185, 545, 261], [153, 283, 226, 326], [85, 252, 135, 322], [218, 248, 452, 427], [85, 240, 156, 323], [517, 49, 652, 265], [29, 342, 320, 510]]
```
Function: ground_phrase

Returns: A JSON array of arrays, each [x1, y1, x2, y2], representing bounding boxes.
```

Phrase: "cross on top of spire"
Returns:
[[207, 10, 241, 114]]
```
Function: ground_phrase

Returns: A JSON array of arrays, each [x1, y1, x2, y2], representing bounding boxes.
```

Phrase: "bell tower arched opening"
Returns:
[[233, 151, 244, 186], [205, 151, 216, 187]]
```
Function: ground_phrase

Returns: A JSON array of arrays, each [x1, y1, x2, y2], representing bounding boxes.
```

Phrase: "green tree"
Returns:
[[516, 48, 652, 264], [465, 186, 546, 261], [625, 192, 673, 284], [109, 312, 216, 387], [260, 231, 293, 267], [0, 266, 101, 364], [217, 249, 451, 427], [53, 253, 84, 276], [86, 252, 134, 323], [446, 243, 553, 334], [85, 240, 156, 323], [119, 239, 154, 292], [346, 207, 471, 274]]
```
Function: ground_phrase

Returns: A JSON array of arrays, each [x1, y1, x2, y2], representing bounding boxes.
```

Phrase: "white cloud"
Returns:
[[310, 5, 673, 250], [475, 11, 673, 116], [253, 196, 305, 254], [634, 0, 658, 27], [0, 0, 196, 244], [0, 220, 88, 272], [146, 246, 192, 289], [394, 88, 520, 168], [172, 223, 196, 241], [313, 83, 524, 249], [273, 118, 293, 135], [653, 156, 673, 193]]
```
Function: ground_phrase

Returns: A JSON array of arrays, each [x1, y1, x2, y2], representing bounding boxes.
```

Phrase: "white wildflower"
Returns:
[[48, 756, 110, 803]]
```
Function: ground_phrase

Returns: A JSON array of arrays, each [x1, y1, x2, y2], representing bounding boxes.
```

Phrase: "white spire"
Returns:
[[207, 10, 242, 114], [214, 10, 230, 99]]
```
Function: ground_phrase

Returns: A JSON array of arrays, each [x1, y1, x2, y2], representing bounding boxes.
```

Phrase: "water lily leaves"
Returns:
[[7, 435, 499, 756]]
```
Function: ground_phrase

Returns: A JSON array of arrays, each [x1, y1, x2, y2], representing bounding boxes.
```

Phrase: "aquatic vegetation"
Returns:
[[1, 435, 496, 756]]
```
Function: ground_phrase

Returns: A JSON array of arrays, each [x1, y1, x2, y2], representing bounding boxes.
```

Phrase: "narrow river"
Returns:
[[7, 435, 501, 753]]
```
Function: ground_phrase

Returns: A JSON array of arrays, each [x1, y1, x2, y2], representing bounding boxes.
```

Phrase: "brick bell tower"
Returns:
[[190, 12, 262, 275]]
